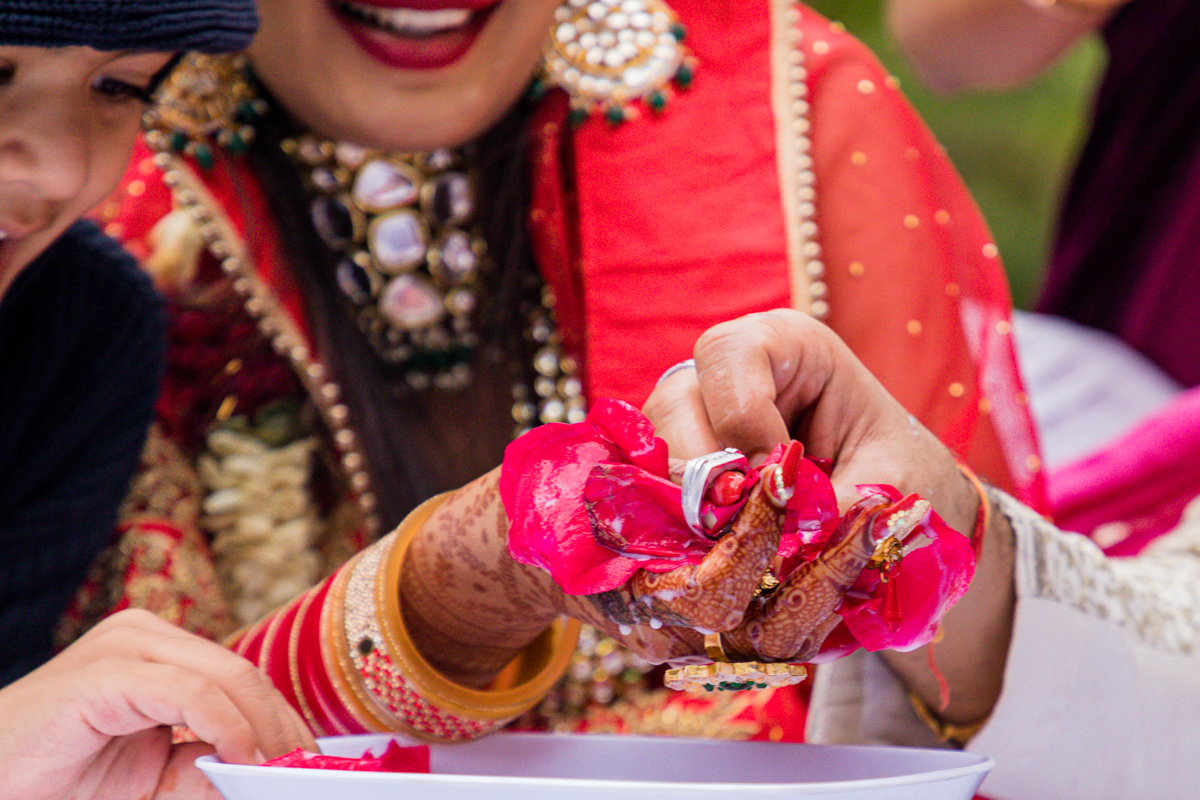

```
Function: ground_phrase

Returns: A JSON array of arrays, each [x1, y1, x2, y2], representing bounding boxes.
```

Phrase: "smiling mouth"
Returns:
[[335, 1, 479, 38]]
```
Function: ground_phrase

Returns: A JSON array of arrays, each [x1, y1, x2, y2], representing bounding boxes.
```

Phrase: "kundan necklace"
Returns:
[[283, 133, 586, 434], [283, 136, 488, 390]]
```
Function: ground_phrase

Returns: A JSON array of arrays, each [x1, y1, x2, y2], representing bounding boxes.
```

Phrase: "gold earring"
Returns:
[[536, 0, 697, 125], [143, 53, 268, 169]]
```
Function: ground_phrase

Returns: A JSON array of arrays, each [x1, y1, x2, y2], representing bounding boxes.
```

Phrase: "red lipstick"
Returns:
[[331, 0, 500, 71]]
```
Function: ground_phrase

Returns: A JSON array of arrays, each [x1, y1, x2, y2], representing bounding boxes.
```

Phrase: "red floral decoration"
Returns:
[[262, 741, 430, 773], [501, 399, 975, 656]]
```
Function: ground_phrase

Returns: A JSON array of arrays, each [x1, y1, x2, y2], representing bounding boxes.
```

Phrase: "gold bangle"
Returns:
[[665, 661, 809, 692], [324, 549, 393, 733], [343, 492, 581, 740], [908, 691, 988, 746], [666, 632, 808, 692]]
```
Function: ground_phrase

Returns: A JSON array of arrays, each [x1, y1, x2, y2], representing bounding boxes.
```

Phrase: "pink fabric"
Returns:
[[502, 401, 975, 656], [1051, 384, 1200, 555]]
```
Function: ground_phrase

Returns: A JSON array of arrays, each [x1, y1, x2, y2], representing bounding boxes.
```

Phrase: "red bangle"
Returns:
[[295, 576, 370, 736], [268, 595, 307, 723]]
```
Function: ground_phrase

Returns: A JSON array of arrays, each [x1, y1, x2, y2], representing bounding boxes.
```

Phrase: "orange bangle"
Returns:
[[341, 492, 581, 741], [956, 462, 990, 558], [227, 492, 580, 742]]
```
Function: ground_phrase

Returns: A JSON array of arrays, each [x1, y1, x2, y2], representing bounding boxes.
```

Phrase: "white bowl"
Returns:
[[197, 732, 993, 800]]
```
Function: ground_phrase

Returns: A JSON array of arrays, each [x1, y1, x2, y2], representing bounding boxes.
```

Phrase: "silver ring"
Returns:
[[656, 358, 696, 386], [681, 448, 749, 535]]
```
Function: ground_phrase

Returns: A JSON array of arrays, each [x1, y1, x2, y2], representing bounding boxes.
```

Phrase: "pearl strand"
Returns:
[[153, 150, 382, 537], [783, 2, 828, 320]]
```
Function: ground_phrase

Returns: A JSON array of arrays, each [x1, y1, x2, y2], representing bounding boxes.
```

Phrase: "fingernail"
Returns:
[[254, 749, 266, 765], [705, 470, 746, 506], [779, 441, 803, 487], [764, 441, 803, 508]]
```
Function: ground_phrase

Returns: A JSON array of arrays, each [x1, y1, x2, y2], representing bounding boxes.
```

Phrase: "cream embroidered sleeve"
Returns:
[[808, 488, 1200, 800]]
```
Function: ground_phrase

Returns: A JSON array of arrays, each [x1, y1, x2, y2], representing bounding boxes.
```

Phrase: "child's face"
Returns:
[[0, 46, 174, 296]]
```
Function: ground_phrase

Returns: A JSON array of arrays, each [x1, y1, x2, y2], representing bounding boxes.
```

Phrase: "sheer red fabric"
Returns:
[[530, 2, 1045, 509], [90, 0, 1045, 746]]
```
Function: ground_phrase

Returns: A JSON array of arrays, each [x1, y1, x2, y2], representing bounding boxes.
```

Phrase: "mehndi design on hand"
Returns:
[[500, 399, 976, 678], [725, 493, 920, 663], [592, 467, 785, 634]]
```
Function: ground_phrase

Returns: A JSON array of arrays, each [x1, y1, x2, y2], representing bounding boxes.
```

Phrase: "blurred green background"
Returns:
[[805, 0, 1106, 308]]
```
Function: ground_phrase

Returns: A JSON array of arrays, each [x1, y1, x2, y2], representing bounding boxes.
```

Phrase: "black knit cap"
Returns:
[[0, 0, 258, 53]]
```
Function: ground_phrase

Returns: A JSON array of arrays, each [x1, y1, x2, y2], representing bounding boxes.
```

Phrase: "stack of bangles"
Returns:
[[227, 493, 580, 741]]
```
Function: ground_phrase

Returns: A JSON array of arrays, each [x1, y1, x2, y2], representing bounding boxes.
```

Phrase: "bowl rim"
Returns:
[[196, 732, 995, 795]]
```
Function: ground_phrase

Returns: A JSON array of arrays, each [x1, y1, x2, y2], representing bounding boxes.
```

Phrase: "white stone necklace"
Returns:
[[284, 135, 488, 390]]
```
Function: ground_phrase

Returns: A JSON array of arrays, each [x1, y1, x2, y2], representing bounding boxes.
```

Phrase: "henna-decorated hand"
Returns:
[[593, 469, 783, 634], [724, 493, 923, 662]]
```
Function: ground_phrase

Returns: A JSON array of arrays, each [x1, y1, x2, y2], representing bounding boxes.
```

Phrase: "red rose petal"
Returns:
[[502, 399, 974, 658], [262, 741, 431, 773]]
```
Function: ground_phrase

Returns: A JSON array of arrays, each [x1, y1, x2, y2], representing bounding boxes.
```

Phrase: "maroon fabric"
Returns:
[[1037, 0, 1200, 387]]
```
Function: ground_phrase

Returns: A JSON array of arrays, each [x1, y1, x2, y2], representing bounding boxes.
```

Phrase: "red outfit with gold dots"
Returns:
[[87, 1, 1042, 743]]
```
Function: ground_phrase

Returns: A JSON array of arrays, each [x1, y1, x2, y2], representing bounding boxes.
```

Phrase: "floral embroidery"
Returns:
[[999, 489, 1200, 655]]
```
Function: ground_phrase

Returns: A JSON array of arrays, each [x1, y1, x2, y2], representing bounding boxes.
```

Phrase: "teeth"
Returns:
[[342, 1, 472, 35]]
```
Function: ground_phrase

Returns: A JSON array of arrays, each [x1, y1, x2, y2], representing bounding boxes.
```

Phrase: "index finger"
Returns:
[[82, 611, 317, 757], [691, 311, 828, 463]]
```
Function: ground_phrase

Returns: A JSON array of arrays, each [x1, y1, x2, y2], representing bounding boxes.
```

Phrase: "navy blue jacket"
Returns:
[[0, 220, 165, 684]]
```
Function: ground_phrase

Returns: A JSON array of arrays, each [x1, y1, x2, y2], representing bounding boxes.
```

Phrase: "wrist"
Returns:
[[399, 475, 560, 687], [882, 484, 1015, 725]]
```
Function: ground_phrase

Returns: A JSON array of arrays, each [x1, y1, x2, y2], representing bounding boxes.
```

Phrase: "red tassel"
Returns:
[[880, 566, 904, 627], [928, 629, 951, 711]]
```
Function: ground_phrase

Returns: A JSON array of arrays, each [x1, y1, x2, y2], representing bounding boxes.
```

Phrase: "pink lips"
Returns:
[[331, 0, 501, 71]]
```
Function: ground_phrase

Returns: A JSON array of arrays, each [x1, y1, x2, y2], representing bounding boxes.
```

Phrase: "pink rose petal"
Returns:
[[501, 399, 976, 660], [262, 741, 430, 773]]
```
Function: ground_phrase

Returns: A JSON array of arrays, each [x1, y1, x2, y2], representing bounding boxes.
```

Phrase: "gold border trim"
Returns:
[[155, 153, 381, 536]]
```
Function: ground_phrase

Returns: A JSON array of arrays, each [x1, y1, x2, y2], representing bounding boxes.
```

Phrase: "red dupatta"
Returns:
[[528, 0, 1046, 511]]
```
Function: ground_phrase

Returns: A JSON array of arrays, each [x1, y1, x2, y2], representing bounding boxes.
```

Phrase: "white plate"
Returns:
[[197, 732, 993, 800]]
